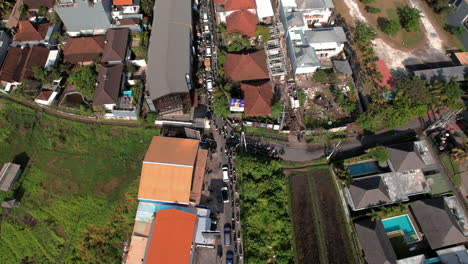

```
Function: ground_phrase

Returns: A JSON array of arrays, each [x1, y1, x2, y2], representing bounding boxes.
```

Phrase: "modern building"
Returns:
[[63, 35, 106, 65], [0, 31, 12, 67], [241, 80, 273, 116], [333, 59, 352, 75], [54, 0, 113, 36], [255, 0, 274, 23], [146, 0, 193, 116], [224, 50, 269, 81], [281, 0, 334, 26], [298, 27, 347, 57], [446, 0, 468, 50], [138, 136, 208, 204], [0, 163, 21, 192], [111, 0, 142, 20]]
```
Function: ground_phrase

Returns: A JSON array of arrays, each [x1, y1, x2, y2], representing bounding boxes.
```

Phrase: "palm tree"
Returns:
[[0, 0, 13, 20]]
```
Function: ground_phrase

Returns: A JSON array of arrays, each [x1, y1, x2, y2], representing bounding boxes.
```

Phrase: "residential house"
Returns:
[[34, 82, 60, 106], [12, 20, 57, 47], [226, 9, 258, 37], [333, 59, 352, 75], [54, 0, 112, 36], [346, 176, 392, 210], [0, 45, 53, 92], [241, 80, 273, 116], [281, 0, 334, 26], [6, 0, 55, 29], [22, 0, 55, 10], [299, 27, 347, 57], [63, 35, 106, 65], [0, 31, 12, 66], [0, 163, 21, 192], [354, 219, 397, 264], [255, 0, 274, 23], [101, 28, 129, 64], [138, 136, 208, 204], [413, 66, 468, 83], [224, 50, 269, 81], [111, 0, 142, 20], [146, 0, 193, 116], [289, 46, 320, 74], [446, 0, 468, 50], [214, 0, 257, 24], [386, 141, 436, 173], [454, 51, 468, 66], [93, 64, 124, 110], [410, 197, 467, 250], [112, 17, 142, 32]]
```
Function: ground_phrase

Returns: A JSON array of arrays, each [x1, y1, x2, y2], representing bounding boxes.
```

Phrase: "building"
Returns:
[[386, 141, 436, 173], [224, 50, 269, 81], [446, 0, 468, 50], [54, 0, 113, 36], [101, 28, 130, 64], [300, 27, 347, 57], [241, 80, 273, 116], [13, 20, 57, 46], [347, 176, 392, 210], [93, 64, 124, 109], [454, 51, 468, 66], [63, 35, 106, 65], [214, 0, 257, 24], [112, 0, 142, 20], [146, 0, 193, 116], [413, 66, 468, 83], [281, 0, 334, 26], [0, 45, 52, 91], [34, 82, 60, 106], [333, 59, 352, 75], [0, 163, 21, 192], [138, 136, 208, 204], [374, 60, 394, 90], [410, 197, 467, 250], [354, 219, 397, 264], [289, 46, 320, 74], [0, 31, 12, 67], [255, 0, 274, 23], [22, 0, 55, 10], [226, 9, 258, 37]]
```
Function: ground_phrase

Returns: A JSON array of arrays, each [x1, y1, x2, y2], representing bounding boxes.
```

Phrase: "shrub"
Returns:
[[360, 0, 374, 3], [381, 19, 401, 36], [444, 24, 465, 36], [398, 6, 422, 32], [366, 146, 389, 162], [365, 6, 381, 13]]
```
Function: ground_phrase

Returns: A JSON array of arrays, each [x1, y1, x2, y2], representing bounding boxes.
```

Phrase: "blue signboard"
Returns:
[[229, 99, 244, 112]]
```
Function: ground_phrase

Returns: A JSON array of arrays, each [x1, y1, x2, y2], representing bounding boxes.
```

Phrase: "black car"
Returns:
[[204, 33, 212, 43], [226, 250, 234, 264], [224, 224, 231, 246]]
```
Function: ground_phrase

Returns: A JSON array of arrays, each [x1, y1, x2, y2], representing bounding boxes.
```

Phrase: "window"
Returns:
[[463, 15, 468, 31]]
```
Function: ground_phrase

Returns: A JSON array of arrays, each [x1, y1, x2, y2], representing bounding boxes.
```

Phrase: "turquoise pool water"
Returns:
[[426, 257, 441, 264], [348, 161, 380, 177], [382, 215, 416, 236]]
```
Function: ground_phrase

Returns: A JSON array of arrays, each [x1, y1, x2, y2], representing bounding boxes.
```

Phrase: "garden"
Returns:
[[0, 99, 159, 263]]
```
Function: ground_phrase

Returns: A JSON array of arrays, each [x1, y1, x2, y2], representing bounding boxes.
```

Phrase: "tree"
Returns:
[[18, 4, 28, 19], [352, 21, 378, 48], [0, 0, 13, 20], [37, 6, 46, 17], [444, 24, 465, 36], [67, 66, 97, 99], [33, 66, 63, 84], [140, 0, 155, 18], [398, 6, 422, 32], [227, 36, 252, 52], [271, 102, 283, 119], [366, 146, 389, 162], [381, 19, 401, 36], [365, 6, 381, 13], [50, 10, 61, 25], [255, 25, 271, 44]]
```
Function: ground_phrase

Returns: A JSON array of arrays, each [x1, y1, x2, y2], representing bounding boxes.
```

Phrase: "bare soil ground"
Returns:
[[289, 173, 322, 263]]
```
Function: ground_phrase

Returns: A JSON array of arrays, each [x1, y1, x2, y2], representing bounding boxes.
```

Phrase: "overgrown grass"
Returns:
[[441, 154, 461, 186], [0, 99, 159, 263]]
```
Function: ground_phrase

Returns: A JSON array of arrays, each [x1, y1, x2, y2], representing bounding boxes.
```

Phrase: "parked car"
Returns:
[[221, 186, 229, 203], [226, 250, 234, 264], [206, 45, 212, 57], [204, 33, 211, 43], [224, 224, 231, 246], [204, 24, 210, 33], [203, 12, 208, 23], [206, 79, 213, 91], [222, 164, 229, 182]]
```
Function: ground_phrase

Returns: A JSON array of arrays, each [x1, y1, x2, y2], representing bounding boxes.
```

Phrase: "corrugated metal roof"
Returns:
[[144, 136, 199, 165]]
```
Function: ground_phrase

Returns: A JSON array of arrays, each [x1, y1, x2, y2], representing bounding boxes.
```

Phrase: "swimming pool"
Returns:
[[347, 161, 381, 177], [382, 214, 419, 243]]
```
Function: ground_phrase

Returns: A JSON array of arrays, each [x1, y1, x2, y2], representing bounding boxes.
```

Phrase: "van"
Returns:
[[203, 13, 208, 23], [206, 79, 213, 92], [222, 165, 229, 182], [206, 46, 212, 57], [224, 224, 231, 246]]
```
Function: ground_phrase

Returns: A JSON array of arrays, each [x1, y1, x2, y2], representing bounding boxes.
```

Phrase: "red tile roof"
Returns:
[[226, 10, 258, 37], [13, 20, 50, 42], [113, 0, 133, 5], [224, 0, 256, 11], [0, 46, 49, 83], [241, 80, 272, 116], [224, 50, 269, 82], [36, 90, 54, 101], [145, 209, 196, 264], [23, 0, 54, 9], [374, 60, 394, 90], [63, 35, 106, 64]]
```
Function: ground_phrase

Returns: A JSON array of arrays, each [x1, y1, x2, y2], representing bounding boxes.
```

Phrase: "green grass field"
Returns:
[[0, 99, 159, 263]]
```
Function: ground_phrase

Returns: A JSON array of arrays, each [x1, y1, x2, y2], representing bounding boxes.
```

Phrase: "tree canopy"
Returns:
[[67, 66, 98, 100], [398, 6, 422, 32], [381, 19, 401, 36]]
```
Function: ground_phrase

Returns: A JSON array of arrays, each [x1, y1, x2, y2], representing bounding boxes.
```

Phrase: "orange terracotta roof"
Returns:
[[63, 35, 106, 64], [224, 50, 269, 82], [14, 20, 49, 42], [224, 0, 256, 11], [226, 10, 258, 37], [144, 136, 199, 165], [455, 52, 468, 66], [373, 60, 394, 90], [113, 0, 133, 5], [190, 148, 208, 204], [241, 80, 272, 116], [36, 90, 54, 101], [145, 209, 196, 264]]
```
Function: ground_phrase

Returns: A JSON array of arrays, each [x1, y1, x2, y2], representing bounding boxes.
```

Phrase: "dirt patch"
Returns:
[[309, 169, 355, 264], [53, 226, 66, 238], [46, 157, 58, 167], [19, 213, 38, 229], [92, 177, 123, 195], [290, 174, 322, 263]]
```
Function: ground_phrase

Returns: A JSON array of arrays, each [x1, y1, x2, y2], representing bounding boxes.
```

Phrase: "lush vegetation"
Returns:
[[0, 0, 14, 20], [67, 66, 98, 100], [131, 32, 149, 60], [366, 146, 389, 162], [312, 68, 336, 84], [236, 155, 294, 263], [351, 21, 381, 84], [330, 85, 357, 114], [365, 6, 381, 13], [0, 99, 159, 263], [381, 19, 401, 36], [360, 0, 374, 3], [140, 0, 155, 18], [358, 77, 464, 132], [212, 83, 232, 117], [397, 6, 422, 32], [255, 25, 271, 44], [425, 0, 455, 16]]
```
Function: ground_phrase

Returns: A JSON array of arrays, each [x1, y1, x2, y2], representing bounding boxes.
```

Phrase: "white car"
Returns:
[[203, 13, 208, 23], [222, 165, 229, 182], [204, 25, 210, 33], [206, 79, 213, 92], [206, 46, 212, 57]]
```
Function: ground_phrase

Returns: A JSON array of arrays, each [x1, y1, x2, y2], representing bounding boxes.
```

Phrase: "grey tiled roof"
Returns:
[[387, 142, 426, 172], [333, 60, 352, 74], [294, 46, 319, 67], [304, 27, 347, 43], [354, 219, 397, 264], [348, 176, 391, 209], [295, 0, 334, 9], [413, 66, 468, 82]]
